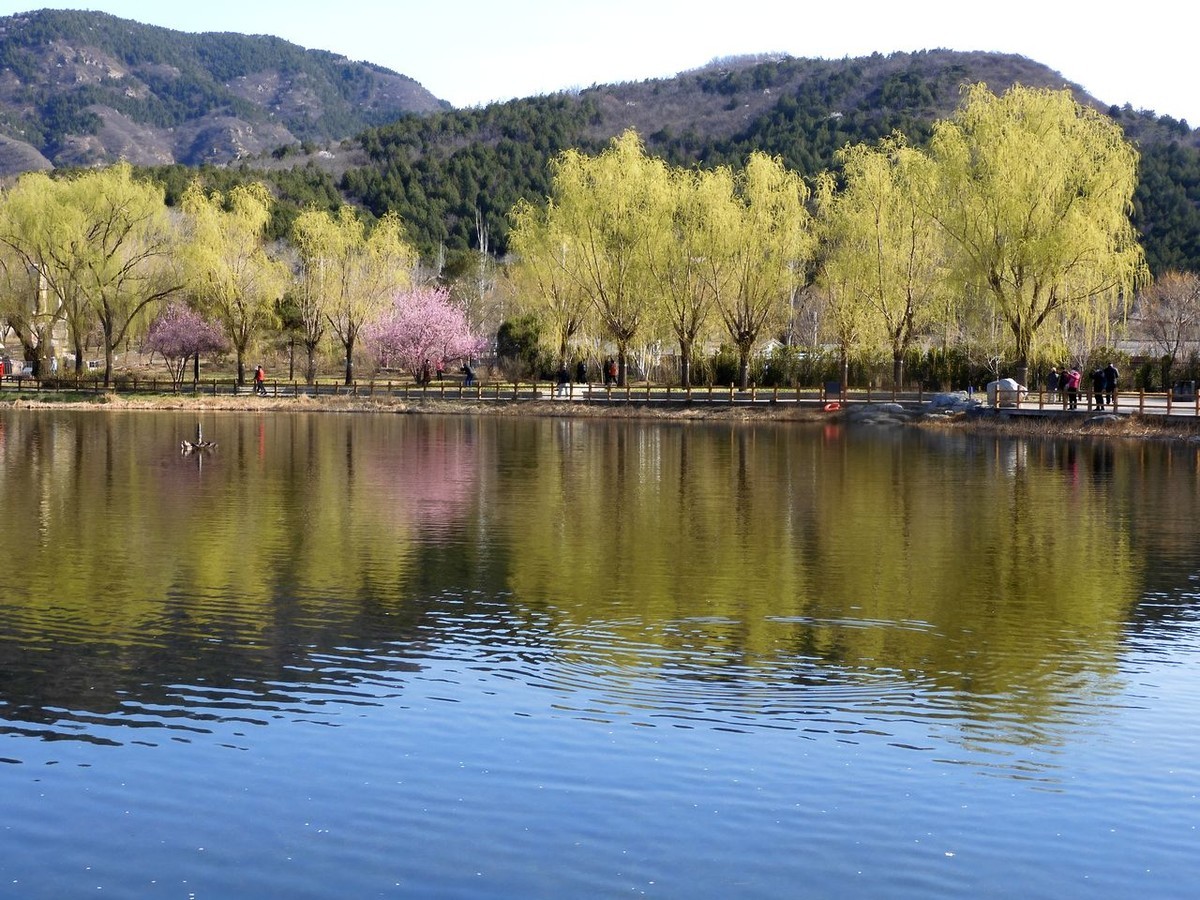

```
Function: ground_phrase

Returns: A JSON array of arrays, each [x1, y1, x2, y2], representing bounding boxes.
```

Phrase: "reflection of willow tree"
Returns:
[[0, 412, 484, 650], [497, 421, 1141, 727]]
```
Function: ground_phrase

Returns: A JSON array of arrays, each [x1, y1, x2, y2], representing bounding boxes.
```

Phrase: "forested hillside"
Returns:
[[327, 50, 1200, 274], [0, 8, 446, 170]]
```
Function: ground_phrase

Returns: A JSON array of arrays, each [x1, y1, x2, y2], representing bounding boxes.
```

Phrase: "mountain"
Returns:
[[0, 8, 447, 171], [1, 11, 1197, 274]]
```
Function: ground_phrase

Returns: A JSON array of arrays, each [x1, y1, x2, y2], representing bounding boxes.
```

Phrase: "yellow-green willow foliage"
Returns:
[[180, 180, 289, 384], [292, 205, 415, 385], [0, 164, 181, 384], [535, 129, 673, 386], [710, 153, 816, 389], [930, 83, 1148, 384], [0, 173, 66, 374], [508, 197, 591, 366], [814, 172, 872, 388], [819, 136, 950, 387], [512, 136, 816, 390], [642, 166, 728, 389]]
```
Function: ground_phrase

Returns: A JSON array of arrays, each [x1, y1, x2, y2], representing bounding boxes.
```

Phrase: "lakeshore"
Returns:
[[6, 389, 1200, 444]]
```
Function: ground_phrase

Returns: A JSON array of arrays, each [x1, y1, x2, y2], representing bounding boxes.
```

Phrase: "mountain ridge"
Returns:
[[0, 8, 447, 171]]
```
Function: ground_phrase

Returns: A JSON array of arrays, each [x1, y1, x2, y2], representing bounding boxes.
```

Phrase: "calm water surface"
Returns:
[[0, 409, 1197, 898]]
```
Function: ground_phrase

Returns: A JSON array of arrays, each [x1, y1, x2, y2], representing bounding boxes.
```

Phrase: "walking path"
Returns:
[[4, 375, 1200, 418]]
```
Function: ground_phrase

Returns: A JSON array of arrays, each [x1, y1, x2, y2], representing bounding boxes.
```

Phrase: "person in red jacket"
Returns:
[[1064, 367, 1081, 410]]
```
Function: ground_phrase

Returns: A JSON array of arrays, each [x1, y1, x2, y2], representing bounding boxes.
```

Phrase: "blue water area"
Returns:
[[1, 410, 1198, 898]]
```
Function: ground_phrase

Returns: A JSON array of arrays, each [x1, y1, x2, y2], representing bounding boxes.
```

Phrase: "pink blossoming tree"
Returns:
[[145, 301, 228, 388], [364, 286, 485, 383]]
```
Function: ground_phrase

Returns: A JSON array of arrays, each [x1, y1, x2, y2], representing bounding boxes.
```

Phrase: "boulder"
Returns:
[[929, 392, 979, 410], [986, 378, 1027, 408]]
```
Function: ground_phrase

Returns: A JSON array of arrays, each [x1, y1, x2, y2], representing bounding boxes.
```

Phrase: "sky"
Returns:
[[6, 1, 1198, 126]]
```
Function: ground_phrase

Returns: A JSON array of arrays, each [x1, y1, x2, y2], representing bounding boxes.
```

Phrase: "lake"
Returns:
[[1, 408, 1197, 898]]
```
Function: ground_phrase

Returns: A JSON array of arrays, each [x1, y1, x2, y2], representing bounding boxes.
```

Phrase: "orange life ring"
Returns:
[[823, 401, 842, 412]]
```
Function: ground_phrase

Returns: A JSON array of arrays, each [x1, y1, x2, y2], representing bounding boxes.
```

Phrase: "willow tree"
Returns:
[[508, 198, 591, 368], [642, 166, 725, 388], [545, 129, 670, 386], [705, 152, 816, 389], [0, 174, 68, 375], [181, 180, 288, 384], [66, 165, 183, 386], [929, 83, 1148, 387], [823, 136, 949, 388], [0, 165, 181, 385], [292, 205, 415, 385], [812, 187, 872, 391]]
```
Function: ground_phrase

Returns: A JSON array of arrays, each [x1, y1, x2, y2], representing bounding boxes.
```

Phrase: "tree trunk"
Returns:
[[678, 340, 692, 389], [103, 322, 115, 387], [305, 342, 318, 385], [343, 333, 355, 385]]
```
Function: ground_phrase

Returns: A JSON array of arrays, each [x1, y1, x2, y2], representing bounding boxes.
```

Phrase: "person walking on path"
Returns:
[[1103, 362, 1119, 407], [1047, 367, 1059, 403], [1091, 368, 1106, 410], [254, 365, 267, 396]]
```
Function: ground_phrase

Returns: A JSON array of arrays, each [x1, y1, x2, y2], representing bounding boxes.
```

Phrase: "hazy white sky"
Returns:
[[7, 1, 1198, 125]]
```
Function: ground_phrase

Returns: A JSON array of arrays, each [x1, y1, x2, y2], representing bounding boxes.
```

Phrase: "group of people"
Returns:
[[419, 357, 447, 385], [601, 358, 619, 386], [1047, 362, 1118, 410], [554, 359, 600, 397]]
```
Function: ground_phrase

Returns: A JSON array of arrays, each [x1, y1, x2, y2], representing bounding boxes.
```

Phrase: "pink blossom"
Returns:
[[364, 286, 486, 381]]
